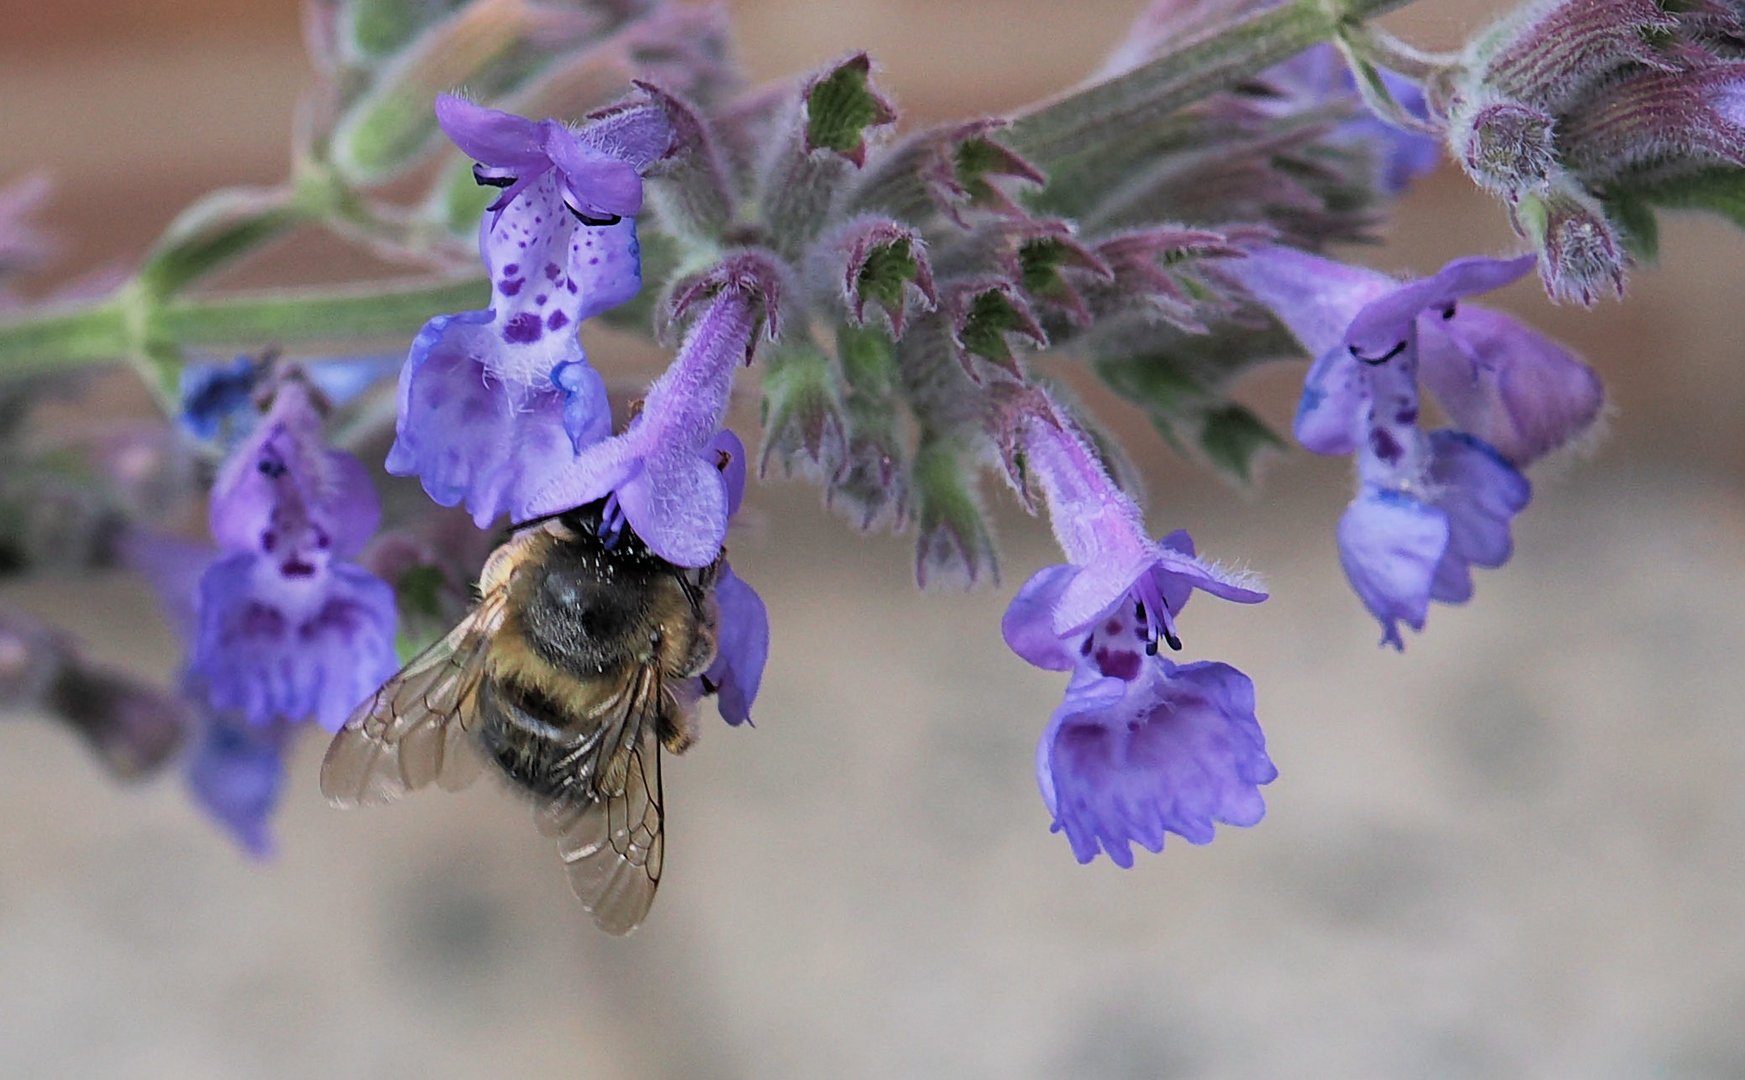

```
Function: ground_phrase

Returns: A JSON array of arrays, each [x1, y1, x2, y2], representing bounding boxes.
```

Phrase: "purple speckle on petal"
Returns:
[[1396, 407, 1419, 424], [1094, 647, 1141, 681], [535, 294, 548, 305], [503, 263, 519, 275], [1370, 427, 1402, 463], [544, 263, 562, 281], [502, 313, 544, 344], [589, 257, 600, 266], [500, 278, 524, 296], [546, 310, 569, 331]]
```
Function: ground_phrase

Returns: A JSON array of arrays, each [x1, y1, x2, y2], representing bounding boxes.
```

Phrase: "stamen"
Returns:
[[1129, 570, 1185, 653], [599, 492, 628, 550]]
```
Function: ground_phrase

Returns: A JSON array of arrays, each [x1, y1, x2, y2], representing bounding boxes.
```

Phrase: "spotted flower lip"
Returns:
[[389, 95, 665, 526], [192, 382, 399, 730]]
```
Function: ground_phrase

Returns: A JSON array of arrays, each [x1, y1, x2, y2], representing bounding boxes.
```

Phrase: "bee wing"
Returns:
[[537, 663, 667, 935], [320, 588, 509, 808]]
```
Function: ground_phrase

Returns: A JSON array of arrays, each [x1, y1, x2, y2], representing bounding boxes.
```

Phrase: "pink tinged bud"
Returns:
[[1449, 96, 1559, 197], [941, 278, 1048, 379], [1471, 0, 1680, 116], [801, 52, 897, 167], [821, 216, 938, 336], [847, 118, 1043, 228], [1559, 65, 1745, 187], [1089, 225, 1250, 332], [632, 80, 736, 241], [1514, 183, 1627, 305], [911, 438, 999, 590], [758, 343, 848, 481], [47, 666, 190, 781]]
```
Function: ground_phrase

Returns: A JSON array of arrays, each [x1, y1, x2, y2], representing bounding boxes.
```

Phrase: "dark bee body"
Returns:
[[321, 500, 722, 934], [476, 509, 718, 800]]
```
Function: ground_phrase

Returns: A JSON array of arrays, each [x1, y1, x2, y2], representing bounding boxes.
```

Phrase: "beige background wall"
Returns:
[[2, 2, 1743, 1077]]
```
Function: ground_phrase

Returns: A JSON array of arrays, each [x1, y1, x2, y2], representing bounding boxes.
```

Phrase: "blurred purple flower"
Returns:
[[388, 95, 672, 526], [179, 353, 399, 446], [1226, 247, 1595, 646], [184, 709, 291, 858], [191, 382, 397, 731], [1262, 44, 1441, 194], [1002, 398, 1272, 864]]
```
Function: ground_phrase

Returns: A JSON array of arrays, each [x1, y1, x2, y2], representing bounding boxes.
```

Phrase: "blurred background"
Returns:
[[3, 1, 1745, 1077]]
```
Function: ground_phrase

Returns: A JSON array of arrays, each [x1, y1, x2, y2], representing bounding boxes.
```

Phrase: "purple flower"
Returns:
[[1226, 246, 1597, 646], [387, 95, 672, 527], [703, 563, 768, 726], [184, 709, 291, 858], [695, 429, 768, 726], [191, 382, 398, 730], [1002, 399, 1272, 864], [521, 254, 784, 566], [1262, 44, 1442, 195]]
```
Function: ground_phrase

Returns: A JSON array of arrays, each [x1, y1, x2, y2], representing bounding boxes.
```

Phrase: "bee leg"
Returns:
[[656, 694, 700, 755]]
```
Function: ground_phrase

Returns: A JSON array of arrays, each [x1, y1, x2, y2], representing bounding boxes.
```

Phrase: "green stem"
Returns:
[[0, 275, 487, 377], [1004, 0, 1419, 162], [156, 275, 487, 348]]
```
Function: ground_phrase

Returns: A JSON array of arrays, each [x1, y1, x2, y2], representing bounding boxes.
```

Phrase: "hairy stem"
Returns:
[[1005, 0, 1419, 161]]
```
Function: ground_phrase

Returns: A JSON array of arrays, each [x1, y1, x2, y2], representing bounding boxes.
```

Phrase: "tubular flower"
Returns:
[[190, 381, 398, 731], [521, 254, 782, 567], [1225, 246, 1602, 647], [386, 95, 672, 526], [1001, 400, 1273, 864]]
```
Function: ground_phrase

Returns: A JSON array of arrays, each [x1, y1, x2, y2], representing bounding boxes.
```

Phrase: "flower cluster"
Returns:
[[1226, 246, 1603, 647], [7, 0, 1708, 881]]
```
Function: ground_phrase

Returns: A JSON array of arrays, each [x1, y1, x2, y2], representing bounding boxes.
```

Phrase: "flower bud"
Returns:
[[912, 438, 999, 590], [1515, 180, 1627, 305], [47, 666, 190, 781], [1448, 95, 1558, 198], [758, 342, 847, 480]]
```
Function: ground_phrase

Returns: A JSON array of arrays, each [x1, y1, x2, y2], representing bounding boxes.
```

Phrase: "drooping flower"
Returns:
[[521, 253, 785, 567], [1225, 246, 1602, 646], [191, 380, 398, 731], [386, 94, 673, 527], [1001, 397, 1273, 864]]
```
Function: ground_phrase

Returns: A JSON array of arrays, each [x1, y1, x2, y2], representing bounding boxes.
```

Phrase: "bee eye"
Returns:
[[472, 163, 515, 189], [563, 200, 622, 227]]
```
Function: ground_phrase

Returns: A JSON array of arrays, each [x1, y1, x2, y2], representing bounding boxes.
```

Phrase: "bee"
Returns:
[[320, 499, 722, 934]]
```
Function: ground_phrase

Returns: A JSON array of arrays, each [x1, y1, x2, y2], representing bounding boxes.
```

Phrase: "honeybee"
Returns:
[[321, 499, 722, 934]]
